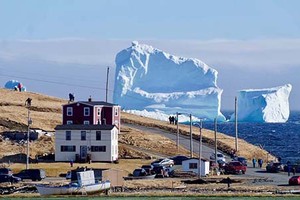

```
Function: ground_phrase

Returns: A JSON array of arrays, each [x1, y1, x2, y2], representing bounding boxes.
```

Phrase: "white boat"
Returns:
[[36, 170, 110, 196]]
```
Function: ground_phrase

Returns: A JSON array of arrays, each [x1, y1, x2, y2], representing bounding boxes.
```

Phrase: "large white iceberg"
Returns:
[[113, 41, 225, 121], [231, 84, 292, 123]]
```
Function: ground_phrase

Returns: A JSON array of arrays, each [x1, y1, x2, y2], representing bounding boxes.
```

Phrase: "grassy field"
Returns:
[[8, 159, 151, 177]]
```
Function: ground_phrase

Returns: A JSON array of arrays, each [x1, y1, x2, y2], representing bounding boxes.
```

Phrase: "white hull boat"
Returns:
[[36, 181, 110, 196], [36, 170, 110, 196]]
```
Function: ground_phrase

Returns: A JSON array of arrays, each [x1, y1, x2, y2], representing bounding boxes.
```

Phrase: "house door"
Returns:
[[80, 146, 88, 161]]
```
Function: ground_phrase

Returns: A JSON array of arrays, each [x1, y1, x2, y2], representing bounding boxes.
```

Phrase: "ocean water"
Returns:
[[202, 111, 300, 164]]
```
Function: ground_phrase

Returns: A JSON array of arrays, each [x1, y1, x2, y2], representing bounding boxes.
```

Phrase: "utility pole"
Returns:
[[189, 114, 193, 158], [235, 96, 238, 152], [176, 112, 179, 153], [214, 118, 217, 165], [198, 120, 203, 178], [105, 66, 110, 102], [25, 98, 32, 170]]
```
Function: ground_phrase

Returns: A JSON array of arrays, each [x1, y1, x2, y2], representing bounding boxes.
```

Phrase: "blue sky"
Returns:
[[0, 0, 300, 111], [1, 0, 300, 40]]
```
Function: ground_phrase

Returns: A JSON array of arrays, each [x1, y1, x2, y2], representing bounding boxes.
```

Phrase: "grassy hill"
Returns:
[[0, 88, 275, 162]]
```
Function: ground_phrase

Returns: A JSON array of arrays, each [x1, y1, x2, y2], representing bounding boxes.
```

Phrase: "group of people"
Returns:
[[168, 116, 178, 125], [14, 83, 23, 92], [252, 158, 264, 168]]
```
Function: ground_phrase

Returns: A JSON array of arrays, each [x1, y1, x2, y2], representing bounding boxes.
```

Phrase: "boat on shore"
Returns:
[[123, 174, 156, 180], [36, 170, 110, 196]]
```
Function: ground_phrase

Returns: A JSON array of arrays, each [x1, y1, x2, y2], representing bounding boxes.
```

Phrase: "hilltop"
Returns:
[[0, 88, 275, 162]]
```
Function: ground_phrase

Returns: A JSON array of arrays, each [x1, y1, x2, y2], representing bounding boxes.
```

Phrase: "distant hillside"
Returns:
[[0, 88, 66, 132]]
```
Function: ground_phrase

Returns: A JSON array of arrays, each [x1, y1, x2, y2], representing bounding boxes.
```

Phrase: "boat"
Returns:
[[123, 174, 156, 180], [36, 170, 110, 196]]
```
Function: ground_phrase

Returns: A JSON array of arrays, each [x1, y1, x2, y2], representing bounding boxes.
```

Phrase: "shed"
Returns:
[[182, 158, 210, 176]]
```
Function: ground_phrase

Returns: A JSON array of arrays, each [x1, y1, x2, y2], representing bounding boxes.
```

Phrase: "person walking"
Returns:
[[252, 158, 257, 168]]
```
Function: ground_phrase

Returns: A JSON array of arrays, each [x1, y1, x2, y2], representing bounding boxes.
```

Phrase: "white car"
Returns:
[[210, 153, 226, 162], [151, 158, 174, 167]]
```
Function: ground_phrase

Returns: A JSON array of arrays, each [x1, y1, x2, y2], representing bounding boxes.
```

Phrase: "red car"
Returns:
[[224, 161, 247, 174], [289, 176, 300, 185]]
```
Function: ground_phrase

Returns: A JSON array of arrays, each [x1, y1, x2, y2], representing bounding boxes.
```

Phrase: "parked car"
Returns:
[[210, 153, 226, 162], [266, 162, 284, 173], [151, 158, 174, 167], [141, 165, 154, 174], [233, 157, 247, 166], [0, 168, 13, 175], [224, 161, 247, 174], [14, 169, 46, 181], [152, 165, 169, 178], [0, 174, 21, 183], [289, 176, 300, 185], [169, 155, 189, 165], [284, 165, 300, 173], [65, 171, 71, 179], [132, 168, 147, 177]]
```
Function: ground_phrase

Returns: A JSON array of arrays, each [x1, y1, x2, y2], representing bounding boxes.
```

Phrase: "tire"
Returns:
[[37, 178, 42, 181], [242, 170, 245, 174]]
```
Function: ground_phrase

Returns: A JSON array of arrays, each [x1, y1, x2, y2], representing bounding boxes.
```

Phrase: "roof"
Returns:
[[64, 101, 118, 107], [55, 124, 116, 131]]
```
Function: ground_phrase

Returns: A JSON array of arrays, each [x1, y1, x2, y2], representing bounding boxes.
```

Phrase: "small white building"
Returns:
[[55, 124, 118, 162], [182, 158, 210, 176]]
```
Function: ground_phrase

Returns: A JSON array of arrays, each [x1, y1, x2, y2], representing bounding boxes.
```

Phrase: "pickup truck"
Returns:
[[224, 161, 247, 174]]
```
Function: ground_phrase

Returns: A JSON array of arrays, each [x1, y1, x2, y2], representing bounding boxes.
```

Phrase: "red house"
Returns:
[[55, 99, 121, 162], [62, 100, 120, 130]]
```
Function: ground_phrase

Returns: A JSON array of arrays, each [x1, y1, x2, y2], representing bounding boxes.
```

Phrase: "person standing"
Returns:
[[258, 159, 263, 168], [168, 116, 172, 124], [252, 158, 256, 168]]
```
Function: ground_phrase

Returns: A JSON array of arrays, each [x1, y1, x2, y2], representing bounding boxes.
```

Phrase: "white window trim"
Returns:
[[67, 120, 73, 125], [84, 120, 90, 125], [97, 108, 100, 116], [67, 107, 73, 116], [84, 107, 90, 116], [114, 107, 118, 116]]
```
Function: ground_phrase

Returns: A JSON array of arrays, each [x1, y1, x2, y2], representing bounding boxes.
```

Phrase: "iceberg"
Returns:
[[231, 84, 292, 123], [113, 41, 225, 121]]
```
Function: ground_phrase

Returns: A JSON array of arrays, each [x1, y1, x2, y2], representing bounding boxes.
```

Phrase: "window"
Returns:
[[84, 107, 90, 116], [84, 120, 90, 125], [97, 108, 100, 116], [114, 107, 118, 116], [81, 131, 86, 140], [91, 146, 106, 152], [67, 107, 73, 116], [67, 120, 73, 125], [189, 163, 198, 169], [61, 145, 76, 152], [96, 131, 101, 140], [66, 131, 71, 140]]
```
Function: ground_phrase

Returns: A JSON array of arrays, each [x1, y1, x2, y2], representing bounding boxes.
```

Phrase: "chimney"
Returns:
[[88, 95, 92, 102]]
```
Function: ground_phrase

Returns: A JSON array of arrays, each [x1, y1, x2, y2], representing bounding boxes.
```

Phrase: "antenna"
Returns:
[[106, 66, 110, 102]]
